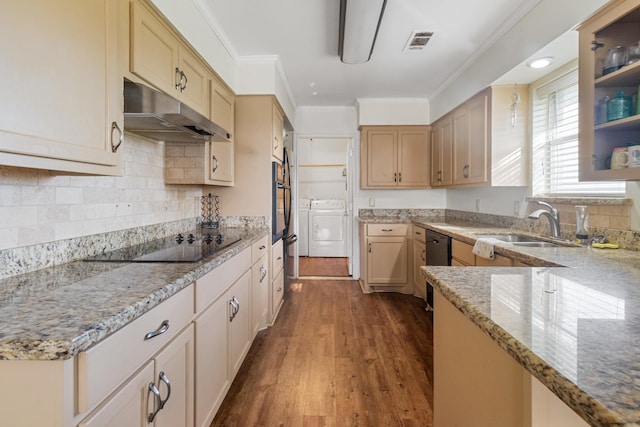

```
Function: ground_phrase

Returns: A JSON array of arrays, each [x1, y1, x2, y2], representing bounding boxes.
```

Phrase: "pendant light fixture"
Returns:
[[338, 0, 388, 64]]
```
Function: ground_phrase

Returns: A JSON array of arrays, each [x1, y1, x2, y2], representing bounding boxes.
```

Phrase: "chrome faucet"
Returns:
[[528, 201, 561, 238]]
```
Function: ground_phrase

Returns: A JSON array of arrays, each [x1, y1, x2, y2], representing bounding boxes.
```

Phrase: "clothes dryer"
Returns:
[[308, 199, 347, 257], [298, 198, 310, 256]]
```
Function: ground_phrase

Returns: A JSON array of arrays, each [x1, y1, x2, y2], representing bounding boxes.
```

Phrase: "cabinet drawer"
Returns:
[[272, 239, 284, 274], [367, 223, 408, 236], [412, 225, 426, 243], [476, 254, 513, 267], [77, 285, 194, 413], [452, 240, 475, 266], [196, 247, 251, 313], [252, 236, 269, 264], [272, 269, 284, 312]]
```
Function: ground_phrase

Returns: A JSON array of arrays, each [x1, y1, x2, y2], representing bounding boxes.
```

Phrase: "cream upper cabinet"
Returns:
[[211, 76, 235, 140], [360, 126, 430, 189], [430, 116, 453, 187], [453, 91, 489, 186], [436, 85, 528, 188], [0, 0, 123, 175], [578, 0, 640, 181], [130, 0, 210, 118], [208, 141, 234, 185], [272, 105, 285, 161]]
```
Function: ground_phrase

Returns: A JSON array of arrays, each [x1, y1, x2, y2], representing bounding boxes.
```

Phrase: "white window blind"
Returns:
[[531, 69, 625, 196]]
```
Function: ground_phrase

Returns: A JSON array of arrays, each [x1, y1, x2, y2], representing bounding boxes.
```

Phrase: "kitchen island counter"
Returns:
[[419, 220, 640, 427], [0, 227, 269, 361]]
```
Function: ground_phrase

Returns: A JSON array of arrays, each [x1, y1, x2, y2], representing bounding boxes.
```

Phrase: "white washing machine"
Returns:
[[309, 199, 347, 257], [298, 198, 310, 256]]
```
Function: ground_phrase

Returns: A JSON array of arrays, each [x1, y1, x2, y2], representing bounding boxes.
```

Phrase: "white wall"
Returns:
[[429, 0, 610, 120], [150, 0, 297, 127], [446, 187, 530, 217], [357, 98, 429, 125], [0, 135, 201, 250]]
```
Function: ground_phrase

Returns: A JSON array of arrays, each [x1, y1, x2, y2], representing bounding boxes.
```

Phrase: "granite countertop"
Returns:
[[0, 227, 269, 361], [415, 219, 640, 427]]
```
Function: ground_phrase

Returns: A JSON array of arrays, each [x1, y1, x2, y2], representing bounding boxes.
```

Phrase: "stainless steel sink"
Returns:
[[478, 234, 559, 248], [479, 234, 541, 242]]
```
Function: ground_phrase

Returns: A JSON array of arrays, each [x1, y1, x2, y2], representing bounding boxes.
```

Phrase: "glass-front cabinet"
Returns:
[[579, 0, 640, 181]]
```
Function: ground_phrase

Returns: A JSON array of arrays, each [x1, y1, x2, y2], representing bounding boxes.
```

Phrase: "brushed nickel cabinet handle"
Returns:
[[158, 372, 171, 409], [398, 172, 402, 182], [144, 320, 169, 340], [368, 242, 372, 253], [148, 382, 162, 422], [463, 164, 470, 178], [110, 121, 123, 153], [175, 67, 182, 91], [382, 228, 393, 232], [212, 155, 219, 173]]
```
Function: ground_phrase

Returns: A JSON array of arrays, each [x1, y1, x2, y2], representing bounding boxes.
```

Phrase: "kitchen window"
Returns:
[[531, 67, 625, 196]]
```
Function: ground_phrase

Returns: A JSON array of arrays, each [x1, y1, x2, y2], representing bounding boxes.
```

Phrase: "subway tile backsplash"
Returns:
[[0, 134, 202, 251]]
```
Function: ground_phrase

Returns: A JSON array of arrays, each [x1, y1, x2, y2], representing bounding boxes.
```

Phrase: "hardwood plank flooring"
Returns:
[[299, 257, 349, 277], [211, 279, 433, 426]]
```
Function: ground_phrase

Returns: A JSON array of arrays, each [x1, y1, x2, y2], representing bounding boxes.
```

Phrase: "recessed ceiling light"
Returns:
[[527, 57, 554, 69]]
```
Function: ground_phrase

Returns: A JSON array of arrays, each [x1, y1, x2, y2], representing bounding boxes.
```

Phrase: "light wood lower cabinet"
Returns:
[[79, 289, 195, 427], [270, 239, 285, 323], [194, 248, 252, 427], [78, 361, 154, 427], [413, 239, 427, 300], [0, 0, 123, 175], [452, 239, 513, 267], [251, 236, 269, 336], [359, 223, 410, 293]]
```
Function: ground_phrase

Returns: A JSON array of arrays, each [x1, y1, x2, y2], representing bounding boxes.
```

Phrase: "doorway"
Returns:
[[295, 137, 352, 279]]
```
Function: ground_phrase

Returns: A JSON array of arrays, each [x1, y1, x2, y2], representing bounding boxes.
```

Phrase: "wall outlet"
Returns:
[[475, 199, 480, 212], [369, 197, 375, 207], [514, 201, 521, 216]]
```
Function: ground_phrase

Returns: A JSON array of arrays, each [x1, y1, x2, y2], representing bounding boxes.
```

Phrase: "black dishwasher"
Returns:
[[425, 230, 451, 309]]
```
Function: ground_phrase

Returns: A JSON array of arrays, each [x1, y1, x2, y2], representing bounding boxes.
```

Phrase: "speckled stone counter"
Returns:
[[0, 227, 269, 361], [417, 220, 640, 427]]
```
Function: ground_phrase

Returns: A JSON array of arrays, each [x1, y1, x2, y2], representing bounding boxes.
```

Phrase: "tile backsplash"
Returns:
[[0, 134, 202, 251]]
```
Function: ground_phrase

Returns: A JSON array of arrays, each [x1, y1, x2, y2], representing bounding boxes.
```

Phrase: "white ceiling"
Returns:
[[204, 0, 577, 107]]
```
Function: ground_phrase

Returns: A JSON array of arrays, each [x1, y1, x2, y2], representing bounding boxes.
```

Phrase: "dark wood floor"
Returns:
[[211, 279, 434, 427], [299, 257, 350, 277]]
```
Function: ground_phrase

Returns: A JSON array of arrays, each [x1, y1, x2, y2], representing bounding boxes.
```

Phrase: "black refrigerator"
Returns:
[[272, 148, 296, 292]]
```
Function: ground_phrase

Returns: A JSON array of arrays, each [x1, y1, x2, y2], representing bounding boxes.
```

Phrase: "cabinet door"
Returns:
[[194, 297, 229, 427], [272, 106, 284, 161], [413, 239, 427, 300], [228, 270, 252, 379], [431, 123, 444, 187], [154, 325, 194, 427], [367, 237, 408, 284], [466, 93, 489, 184], [272, 268, 285, 320], [78, 361, 154, 427], [208, 141, 234, 185], [365, 128, 398, 187], [398, 128, 429, 187], [0, 0, 122, 174], [130, 0, 180, 97], [178, 48, 211, 118], [251, 256, 269, 337], [440, 118, 454, 186], [452, 107, 470, 185], [211, 77, 235, 138]]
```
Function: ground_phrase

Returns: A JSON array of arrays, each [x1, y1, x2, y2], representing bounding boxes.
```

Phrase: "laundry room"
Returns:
[[297, 137, 350, 276]]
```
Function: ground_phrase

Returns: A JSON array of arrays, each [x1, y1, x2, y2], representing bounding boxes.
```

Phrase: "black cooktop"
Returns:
[[84, 231, 242, 263]]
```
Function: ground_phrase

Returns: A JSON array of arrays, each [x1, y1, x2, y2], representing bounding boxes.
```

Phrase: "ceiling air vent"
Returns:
[[403, 31, 433, 52]]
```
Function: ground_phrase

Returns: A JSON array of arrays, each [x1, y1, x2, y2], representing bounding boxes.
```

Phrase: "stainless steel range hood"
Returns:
[[123, 80, 231, 143]]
